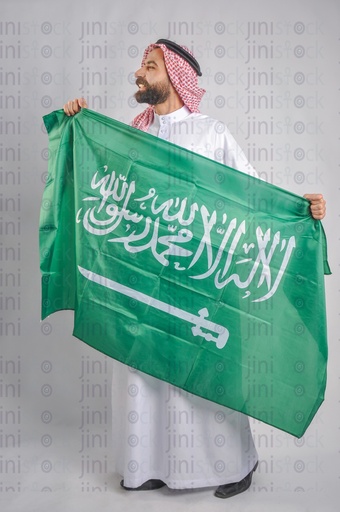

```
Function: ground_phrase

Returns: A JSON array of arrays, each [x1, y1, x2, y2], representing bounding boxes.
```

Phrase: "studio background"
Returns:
[[1, 0, 339, 510]]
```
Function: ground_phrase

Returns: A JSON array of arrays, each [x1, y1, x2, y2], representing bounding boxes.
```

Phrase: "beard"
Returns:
[[134, 77, 171, 105]]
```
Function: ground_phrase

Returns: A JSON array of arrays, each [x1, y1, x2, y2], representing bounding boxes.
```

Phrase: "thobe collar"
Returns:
[[148, 106, 191, 140]]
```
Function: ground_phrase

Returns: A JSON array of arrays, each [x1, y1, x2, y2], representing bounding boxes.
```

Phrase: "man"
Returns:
[[64, 39, 326, 498]]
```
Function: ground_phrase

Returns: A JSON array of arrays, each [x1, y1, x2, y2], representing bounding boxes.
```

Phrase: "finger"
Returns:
[[303, 193, 323, 202], [310, 197, 326, 206], [71, 99, 81, 115], [63, 101, 71, 115], [311, 205, 325, 215], [63, 100, 77, 116], [310, 203, 326, 220], [310, 200, 326, 211], [311, 212, 326, 220]]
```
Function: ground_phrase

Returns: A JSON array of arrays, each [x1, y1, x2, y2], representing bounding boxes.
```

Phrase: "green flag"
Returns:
[[40, 108, 330, 438]]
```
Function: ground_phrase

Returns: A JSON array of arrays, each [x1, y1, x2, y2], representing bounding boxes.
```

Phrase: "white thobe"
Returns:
[[112, 106, 258, 489]]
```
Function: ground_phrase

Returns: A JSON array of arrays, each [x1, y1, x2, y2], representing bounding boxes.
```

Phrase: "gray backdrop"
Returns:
[[1, 0, 339, 511]]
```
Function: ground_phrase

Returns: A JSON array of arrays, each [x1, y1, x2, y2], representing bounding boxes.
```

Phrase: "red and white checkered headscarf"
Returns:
[[132, 42, 206, 132]]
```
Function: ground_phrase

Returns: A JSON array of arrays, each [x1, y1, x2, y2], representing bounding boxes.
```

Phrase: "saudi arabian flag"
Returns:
[[40, 108, 330, 438]]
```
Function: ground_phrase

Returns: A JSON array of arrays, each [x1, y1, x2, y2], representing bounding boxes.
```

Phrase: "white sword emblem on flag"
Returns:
[[78, 266, 229, 349]]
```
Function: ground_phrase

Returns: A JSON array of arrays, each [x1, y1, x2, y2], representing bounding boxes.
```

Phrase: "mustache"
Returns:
[[135, 77, 149, 87]]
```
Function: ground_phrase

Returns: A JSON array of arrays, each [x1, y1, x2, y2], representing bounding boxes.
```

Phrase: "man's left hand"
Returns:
[[304, 193, 326, 220]]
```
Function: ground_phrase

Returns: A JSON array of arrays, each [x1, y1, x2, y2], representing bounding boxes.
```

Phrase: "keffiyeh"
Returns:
[[132, 42, 205, 132]]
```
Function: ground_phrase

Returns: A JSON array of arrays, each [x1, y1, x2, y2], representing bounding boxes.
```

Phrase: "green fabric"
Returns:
[[40, 108, 330, 438]]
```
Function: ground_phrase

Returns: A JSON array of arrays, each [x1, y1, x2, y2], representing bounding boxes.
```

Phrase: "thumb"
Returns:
[[78, 98, 88, 109]]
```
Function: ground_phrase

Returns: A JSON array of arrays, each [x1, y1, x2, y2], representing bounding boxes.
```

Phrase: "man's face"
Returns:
[[134, 48, 171, 105]]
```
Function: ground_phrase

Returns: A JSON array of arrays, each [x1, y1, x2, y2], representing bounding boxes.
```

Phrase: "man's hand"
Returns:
[[304, 193, 326, 220], [63, 98, 88, 116]]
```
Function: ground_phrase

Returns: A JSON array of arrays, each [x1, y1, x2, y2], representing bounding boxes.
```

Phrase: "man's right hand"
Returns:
[[63, 98, 88, 116]]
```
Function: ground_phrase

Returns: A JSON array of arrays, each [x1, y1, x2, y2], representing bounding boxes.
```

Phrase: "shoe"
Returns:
[[120, 479, 166, 491], [214, 461, 258, 499]]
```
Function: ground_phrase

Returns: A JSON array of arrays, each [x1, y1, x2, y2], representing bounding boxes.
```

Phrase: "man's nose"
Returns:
[[134, 67, 145, 78]]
